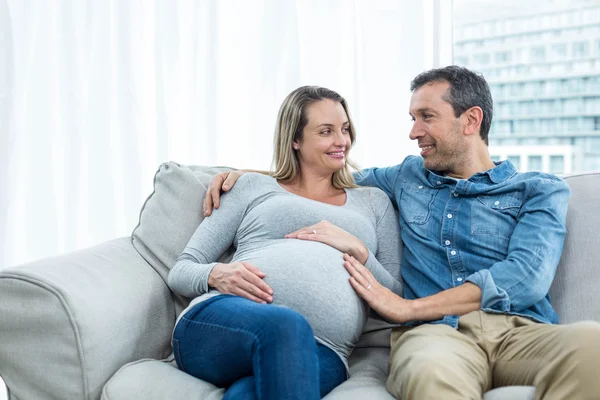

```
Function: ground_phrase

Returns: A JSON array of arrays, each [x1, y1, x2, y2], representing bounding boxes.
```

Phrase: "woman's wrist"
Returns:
[[353, 244, 369, 265]]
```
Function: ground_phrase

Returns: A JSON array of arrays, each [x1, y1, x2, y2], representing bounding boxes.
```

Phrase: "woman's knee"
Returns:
[[255, 306, 315, 345]]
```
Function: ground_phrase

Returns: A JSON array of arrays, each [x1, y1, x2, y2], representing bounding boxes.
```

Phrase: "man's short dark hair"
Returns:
[[410, 65, 493, 145]]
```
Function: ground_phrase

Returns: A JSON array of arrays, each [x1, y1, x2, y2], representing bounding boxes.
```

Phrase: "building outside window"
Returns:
[[454, 0, 600, 174]]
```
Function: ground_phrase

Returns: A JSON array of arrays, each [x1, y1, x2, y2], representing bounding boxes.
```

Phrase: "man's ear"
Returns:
[[463, 106, 483, 137]]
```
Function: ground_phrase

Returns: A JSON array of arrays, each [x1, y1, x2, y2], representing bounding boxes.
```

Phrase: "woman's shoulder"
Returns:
[[238, 172, 277, 186], [228, 172, 278, 195]]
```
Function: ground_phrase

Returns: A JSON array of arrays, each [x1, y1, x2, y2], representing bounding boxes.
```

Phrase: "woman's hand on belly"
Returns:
[[284, 220, 369, 264], [208, 262, 274, 303]]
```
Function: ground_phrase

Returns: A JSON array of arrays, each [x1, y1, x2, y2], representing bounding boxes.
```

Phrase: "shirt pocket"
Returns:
[[471, 195, 522, 239], [400, 184, 438, 225]]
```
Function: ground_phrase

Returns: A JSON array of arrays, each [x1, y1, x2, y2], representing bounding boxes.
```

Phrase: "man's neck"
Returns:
[[446, 154, 496, 180]]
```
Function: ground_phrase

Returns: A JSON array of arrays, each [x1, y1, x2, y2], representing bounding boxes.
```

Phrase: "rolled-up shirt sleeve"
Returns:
[[466, 177, 570, 312]]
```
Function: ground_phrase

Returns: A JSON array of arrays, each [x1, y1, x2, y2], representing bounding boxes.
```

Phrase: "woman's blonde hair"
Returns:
[[271, 86, 359, 189]]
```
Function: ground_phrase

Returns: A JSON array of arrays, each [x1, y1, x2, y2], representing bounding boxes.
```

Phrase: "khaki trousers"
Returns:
[[386, 311, 600, 400]]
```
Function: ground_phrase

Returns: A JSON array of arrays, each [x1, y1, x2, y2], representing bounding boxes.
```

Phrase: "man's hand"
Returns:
[[285, 221, 369, 264], [203, 171, 245, 216], [344, 254, 482, 323], [343, 254, 412, 323], [208, 262, 273, 303]]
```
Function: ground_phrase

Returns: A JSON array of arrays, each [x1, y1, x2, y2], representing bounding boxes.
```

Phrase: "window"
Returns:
[[507, 155, 521, 169], [495, 51, 511, 63], [551, 43, 567, 59], [549, 155, 565, 173], [530, 46, 546, 62], [473, 53, 491, 65], [528, 155, 543, 171], [572, 41, 589, 58]]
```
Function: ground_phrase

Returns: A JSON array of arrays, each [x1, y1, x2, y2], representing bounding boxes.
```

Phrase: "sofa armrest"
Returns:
[[0, 237, 175, 400]]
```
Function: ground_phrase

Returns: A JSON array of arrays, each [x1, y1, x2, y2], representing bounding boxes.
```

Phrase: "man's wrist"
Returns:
[[400, 299, 417, 322]]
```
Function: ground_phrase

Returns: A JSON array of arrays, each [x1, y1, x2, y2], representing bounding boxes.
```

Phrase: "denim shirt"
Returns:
[[355, 156, 571, 328]]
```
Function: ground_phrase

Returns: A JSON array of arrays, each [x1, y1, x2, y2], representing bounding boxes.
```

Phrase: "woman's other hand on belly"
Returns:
[[285, 220, 368, 264], [208, 262, 274, 303]]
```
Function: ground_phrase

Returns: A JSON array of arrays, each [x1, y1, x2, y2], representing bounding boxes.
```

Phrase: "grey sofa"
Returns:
[[1, 163, 599, 400]]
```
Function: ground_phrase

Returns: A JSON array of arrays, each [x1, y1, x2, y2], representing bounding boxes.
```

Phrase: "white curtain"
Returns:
[[0, 0, 450, 268]]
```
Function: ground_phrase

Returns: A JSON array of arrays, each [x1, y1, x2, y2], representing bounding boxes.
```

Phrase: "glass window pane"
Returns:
[[549, 155, 565, 173], [528, 155, 543, 171], [507, 155, 521, 170]]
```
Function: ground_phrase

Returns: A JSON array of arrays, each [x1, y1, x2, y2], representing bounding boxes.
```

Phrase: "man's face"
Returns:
[[408, 81, 467, 176]]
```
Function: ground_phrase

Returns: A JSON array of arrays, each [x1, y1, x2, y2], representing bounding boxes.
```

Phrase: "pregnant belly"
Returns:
[[234, 240, 368, 357]]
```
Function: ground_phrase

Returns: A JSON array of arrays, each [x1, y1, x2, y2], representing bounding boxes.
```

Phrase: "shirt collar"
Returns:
[[425, 159, 517, 185], [471, 160, 517, 184]]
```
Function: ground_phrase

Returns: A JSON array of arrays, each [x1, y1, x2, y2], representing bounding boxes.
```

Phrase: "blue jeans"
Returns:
[[172, 295, 347, 400]]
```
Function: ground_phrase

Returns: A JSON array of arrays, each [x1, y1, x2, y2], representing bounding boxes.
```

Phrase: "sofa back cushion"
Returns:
[[132, 162, 235, 314], [549, 172, 600, 323]]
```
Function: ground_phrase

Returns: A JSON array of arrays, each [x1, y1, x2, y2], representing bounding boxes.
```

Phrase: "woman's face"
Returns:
[[294, 99, 351, 176]]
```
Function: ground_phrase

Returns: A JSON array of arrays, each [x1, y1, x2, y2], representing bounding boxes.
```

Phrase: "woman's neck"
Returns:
[[279, 171, 345, 205]]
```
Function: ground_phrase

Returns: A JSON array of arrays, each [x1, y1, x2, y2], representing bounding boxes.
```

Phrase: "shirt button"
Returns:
[[457, 277, 463, 282], [494, 201, 500, 206], [451, 250, 457, 255], [436, 181, 442, 185], [453, 192, 459, 197], [445, 240, 451, 246], [418, 185, 423, 189], [447, 213, 453, 219]]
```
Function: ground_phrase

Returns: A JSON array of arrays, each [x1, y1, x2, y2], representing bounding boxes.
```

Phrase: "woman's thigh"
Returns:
[[172, 294, 318, 388]]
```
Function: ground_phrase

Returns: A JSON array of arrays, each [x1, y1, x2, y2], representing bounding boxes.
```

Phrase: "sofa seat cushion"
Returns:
[[102, 348, 396, 400], [101, 358, 224, 400]]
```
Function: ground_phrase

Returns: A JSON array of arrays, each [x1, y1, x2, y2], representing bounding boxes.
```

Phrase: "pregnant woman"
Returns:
[[168, 86, 402, 400]]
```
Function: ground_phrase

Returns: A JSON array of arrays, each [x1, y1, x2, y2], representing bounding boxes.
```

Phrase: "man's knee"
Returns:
[[387, 352, 484, 399], [563, 321, 600, 364]]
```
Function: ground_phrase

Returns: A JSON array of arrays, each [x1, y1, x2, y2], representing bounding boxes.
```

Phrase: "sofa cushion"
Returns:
[[101, 348, 396, 400], [550, 172, 600, 323], [101, 358, 224, 400], [483, 386, 535, 400], [132, 162, 235, 314]]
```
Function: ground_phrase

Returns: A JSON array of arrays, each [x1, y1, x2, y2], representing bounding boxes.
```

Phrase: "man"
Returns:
[[203, 66, 600, 399]]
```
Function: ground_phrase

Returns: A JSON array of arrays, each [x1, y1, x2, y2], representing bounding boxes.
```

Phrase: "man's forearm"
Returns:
[[405, 282, 482, 322]]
